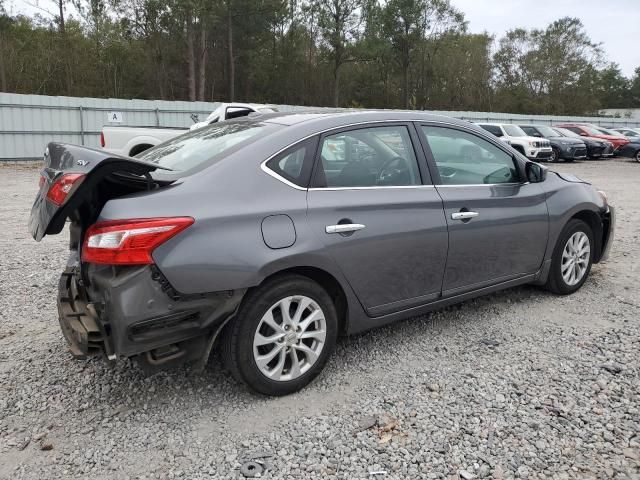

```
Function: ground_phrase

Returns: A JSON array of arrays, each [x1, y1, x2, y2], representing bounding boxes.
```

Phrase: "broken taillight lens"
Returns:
[[46, 173, 86, 206], [82, 217, 194, 265]]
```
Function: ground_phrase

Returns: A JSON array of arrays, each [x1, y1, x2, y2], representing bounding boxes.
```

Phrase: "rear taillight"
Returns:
[[81, 217, 194, 265], [46, 173, 86, 206], [100, 131, 105, 148]]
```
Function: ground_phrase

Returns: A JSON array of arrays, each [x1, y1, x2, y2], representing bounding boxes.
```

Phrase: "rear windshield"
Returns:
[[137, 121, 277, 174]]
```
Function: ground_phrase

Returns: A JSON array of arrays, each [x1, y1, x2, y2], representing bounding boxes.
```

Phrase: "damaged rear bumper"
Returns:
[[57, 263, 245, 368]]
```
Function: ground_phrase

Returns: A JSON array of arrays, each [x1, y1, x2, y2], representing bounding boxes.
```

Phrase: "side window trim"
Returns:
[[415, 122, 526, 186], [309, 122, 430, 189]]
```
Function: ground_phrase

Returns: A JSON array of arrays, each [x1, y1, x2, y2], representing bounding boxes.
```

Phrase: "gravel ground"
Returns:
[[1, 158, 639, 480]]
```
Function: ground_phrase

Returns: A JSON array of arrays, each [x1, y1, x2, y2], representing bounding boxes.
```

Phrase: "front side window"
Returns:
[[314, 126, 421, 188], [422, 126, 520, 186]]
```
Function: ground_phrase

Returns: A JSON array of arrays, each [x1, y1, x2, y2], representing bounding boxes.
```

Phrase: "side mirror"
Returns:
[[526, 162, 548, 183]]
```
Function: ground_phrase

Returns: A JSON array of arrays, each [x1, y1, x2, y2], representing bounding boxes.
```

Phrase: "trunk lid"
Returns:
[[29, 142, 171, 241]]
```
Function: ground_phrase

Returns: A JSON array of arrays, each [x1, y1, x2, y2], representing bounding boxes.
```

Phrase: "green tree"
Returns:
[[494, 17, 603, 115], [314, 0, 361, 106]]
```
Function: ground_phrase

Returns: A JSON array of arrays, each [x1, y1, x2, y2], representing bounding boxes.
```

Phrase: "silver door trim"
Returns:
[[325, 223, 366, 234], [309, 185, 435, 191], [436, 182, 523, 188]]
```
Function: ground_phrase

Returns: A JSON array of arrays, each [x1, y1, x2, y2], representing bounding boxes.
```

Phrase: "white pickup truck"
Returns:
[[101, 103, 277, 157]]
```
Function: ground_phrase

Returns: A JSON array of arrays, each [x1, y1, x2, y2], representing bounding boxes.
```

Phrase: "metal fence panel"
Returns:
[[2, 92, 640, 161]]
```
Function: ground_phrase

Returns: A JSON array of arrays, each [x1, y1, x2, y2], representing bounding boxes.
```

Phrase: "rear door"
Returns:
[[417, 124, 548, 296], [306, 123, 448, 317]]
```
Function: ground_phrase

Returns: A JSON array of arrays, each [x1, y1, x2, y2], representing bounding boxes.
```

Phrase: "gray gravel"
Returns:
[[1, 159, 639, 480]]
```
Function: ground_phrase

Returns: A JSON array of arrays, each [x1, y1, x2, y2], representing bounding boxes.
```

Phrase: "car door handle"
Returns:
[[325, 224, 366, 234], [451, 211, 479, 220]]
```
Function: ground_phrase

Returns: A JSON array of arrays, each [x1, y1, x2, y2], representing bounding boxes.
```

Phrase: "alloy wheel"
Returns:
[[561, 231, 591, 286], [636, 150, 640, 163], [252, 296, 327, 382]]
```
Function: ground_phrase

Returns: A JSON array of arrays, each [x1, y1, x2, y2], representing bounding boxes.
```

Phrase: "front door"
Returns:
[[306, 124, 449, 316], [419, 124, 549, 295]]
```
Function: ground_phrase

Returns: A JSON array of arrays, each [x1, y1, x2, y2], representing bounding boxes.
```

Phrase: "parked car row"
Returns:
[[476, 121, 640, 163]]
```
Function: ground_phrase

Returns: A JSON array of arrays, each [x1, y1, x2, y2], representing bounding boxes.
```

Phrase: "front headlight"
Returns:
[[597, 190, 608, 206]]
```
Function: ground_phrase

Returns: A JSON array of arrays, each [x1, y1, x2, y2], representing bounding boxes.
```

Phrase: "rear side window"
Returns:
[[265, 137, 317, 187]]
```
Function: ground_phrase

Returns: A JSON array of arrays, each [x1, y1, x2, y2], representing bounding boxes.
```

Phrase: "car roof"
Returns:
[[253, 109, 478, 130]]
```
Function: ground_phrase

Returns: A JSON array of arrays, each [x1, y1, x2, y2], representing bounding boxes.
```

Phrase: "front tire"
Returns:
[[635, 150, 640, 163], [221, 274, 337, 396], [545, 219, 594, 295], [549, 147, 559, 163]]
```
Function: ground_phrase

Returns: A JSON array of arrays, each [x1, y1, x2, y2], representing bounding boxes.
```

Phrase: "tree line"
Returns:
[[1, 0, 639, 115]]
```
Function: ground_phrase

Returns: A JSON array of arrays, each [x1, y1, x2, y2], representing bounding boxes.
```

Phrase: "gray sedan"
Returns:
[[29, 111, 615, 396]]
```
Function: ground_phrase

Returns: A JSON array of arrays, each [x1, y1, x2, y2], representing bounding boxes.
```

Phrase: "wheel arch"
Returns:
[[128, 143, 154, 156], [569, 209, 604, 262], [252, 266, 350, 335]]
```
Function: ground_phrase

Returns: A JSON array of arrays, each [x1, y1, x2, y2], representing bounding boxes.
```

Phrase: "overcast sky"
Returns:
[[451, 0, 640, 77], [6, 0, 640, 78]]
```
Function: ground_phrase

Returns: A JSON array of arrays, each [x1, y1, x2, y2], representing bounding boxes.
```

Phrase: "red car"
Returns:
[[555, 123, 630, 152]]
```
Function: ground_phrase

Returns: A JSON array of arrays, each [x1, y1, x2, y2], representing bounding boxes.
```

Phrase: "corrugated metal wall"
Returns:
[[2, 92, 640, 161]]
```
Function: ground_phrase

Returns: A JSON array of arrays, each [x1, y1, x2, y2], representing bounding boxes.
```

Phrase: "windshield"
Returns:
[[580, 125, 606, 136], [596, 127, 622, 137], [502, 125, 528, 137], [534, 126, 559, 137], [554, 127, 580, 138], [137, 121, 276, 173]]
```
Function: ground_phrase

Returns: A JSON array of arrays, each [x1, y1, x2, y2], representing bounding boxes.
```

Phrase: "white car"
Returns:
[[101, 103, 277, 157], [189, 103, 278, 131], [477, 123, 553, 161]]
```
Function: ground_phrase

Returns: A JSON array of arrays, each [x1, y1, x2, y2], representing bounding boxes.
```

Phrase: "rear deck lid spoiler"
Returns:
[[29, 142, 171, 241]]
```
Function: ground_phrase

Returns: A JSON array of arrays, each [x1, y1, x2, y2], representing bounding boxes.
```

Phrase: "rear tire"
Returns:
[[635, 150, 640, 163], [221, 274, 337, 396], [545, 219, 594, 295]]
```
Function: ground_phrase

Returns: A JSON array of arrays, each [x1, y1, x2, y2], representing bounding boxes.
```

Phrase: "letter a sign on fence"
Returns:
[[107, 111, 123, 123]]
